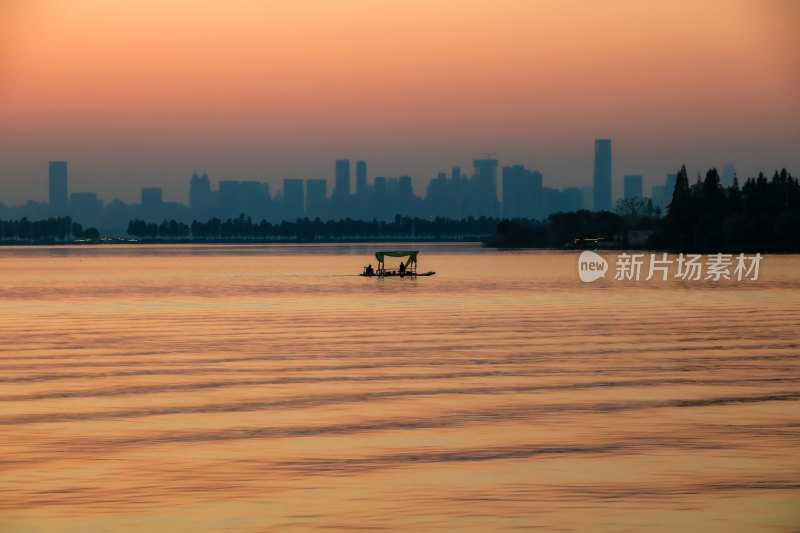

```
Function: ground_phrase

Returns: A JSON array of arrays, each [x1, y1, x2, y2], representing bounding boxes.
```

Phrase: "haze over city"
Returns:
[[1, 0, 798, 205], [3, 3, 800, 531]]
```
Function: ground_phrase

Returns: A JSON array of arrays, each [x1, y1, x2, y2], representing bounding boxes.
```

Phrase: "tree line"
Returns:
[[127, 214, 498, 241], [655, 166, 799, 251], [6, 168, 797, 251], [0, 216, 99, 242], [486, 166, 799, 251]]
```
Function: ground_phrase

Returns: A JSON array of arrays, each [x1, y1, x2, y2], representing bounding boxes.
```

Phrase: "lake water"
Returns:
[[1, 244, 798, 532]]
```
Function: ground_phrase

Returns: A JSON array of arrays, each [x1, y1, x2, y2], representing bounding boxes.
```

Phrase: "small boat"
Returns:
[[361, 250, 435, 277]]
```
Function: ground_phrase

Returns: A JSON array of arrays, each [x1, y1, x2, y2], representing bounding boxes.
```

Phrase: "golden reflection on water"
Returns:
[[0, 244, 798, 531]]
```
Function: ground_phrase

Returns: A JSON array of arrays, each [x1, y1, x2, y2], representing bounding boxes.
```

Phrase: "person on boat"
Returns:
[[365, 264, 374, 275], [398, 262, 406, 275]]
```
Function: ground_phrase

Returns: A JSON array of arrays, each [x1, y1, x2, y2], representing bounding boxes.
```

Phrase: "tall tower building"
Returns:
[[592, 139, 612, 211], [624, 175, 643, 199], [472, 158, 500, 217], [218, 180, 240, 217], [502, 165, 540, 219], [283, 178, 304, 220], [373, 176, 387, 197], [189, 172, 212, 214], [306, 179, 328, 219], [49, 161, 68, 216], [239, 181, 264, 217], [355, 160, 367, 196], [334, 159, 350, 198]]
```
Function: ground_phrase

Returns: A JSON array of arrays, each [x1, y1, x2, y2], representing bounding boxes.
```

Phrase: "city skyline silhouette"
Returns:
[[0, 2, 797, 205], [0, 140, 703, 234]]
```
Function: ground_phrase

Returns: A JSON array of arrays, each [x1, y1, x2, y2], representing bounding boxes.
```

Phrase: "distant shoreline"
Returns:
[[0, 237, 486, 246], [2, 240, 796, 255]]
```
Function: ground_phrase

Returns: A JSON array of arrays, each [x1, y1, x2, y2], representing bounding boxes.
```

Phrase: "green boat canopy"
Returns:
[[375, 251, 418, 267]]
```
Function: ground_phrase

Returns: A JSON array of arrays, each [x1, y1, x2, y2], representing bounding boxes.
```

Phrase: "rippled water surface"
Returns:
[[1, 244, 798, 531]]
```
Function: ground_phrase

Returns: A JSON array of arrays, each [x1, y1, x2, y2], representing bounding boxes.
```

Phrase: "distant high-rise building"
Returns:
[[665, 173, 677, 200], [592, 139, 612, 211], [334, 159, 350, 198], [624, 175, 643, 199], [70, 192, 102, 211], [722, 163, 736, 188], [306, 179, 327, 219], [543, 187, 563, 218], [355, 160, 367, 196], [190, 172, 212, 214], [530, 171, 544, 220], [398, 175, 415, 214], [386, 177, 400, 197], [447, 167, 464, 219], [140, 188, 163, 221], [397, 176, 413, 198], [218, 180, 240, 217], [283, 178, 304, 220], [543, 187, 584, 217], [580, 186, 593, 210], [653, 173, 679, 214], [239, 181, 265, 217], [426, 172, 448, 216], [371, 176, 388, 219], [70, 192, 103, 227], [502, 165, 524, 218], [562, 187, 584, 213], [49, 161, 68, 215], [141, 187, 162, 207], [501, 165, 543, 220], [373, 177, 387, 197], [665, 173, 677, 192], [472, 158, 500, 217]]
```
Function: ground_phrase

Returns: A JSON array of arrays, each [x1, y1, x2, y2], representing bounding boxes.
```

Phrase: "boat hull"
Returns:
[[360, 271, 435, 277]]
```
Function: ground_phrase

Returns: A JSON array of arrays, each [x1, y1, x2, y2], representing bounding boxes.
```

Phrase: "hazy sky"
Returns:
[[1, 0, 798, 205]]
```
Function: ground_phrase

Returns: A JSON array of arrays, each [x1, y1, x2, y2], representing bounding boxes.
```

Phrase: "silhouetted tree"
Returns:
[[659, 165, 799, 251]]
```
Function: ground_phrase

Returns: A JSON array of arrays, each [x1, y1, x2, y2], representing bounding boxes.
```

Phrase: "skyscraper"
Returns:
[[472, 158, 500, 217], [373, 176, 387, 197], [425, 172, 448, 216], [334, 159, 350, 198], [141, 187, 162, 206], [624, 174, 643, 199], [49, 161, 68, 215], [240, 181, 265, 217], [653, 173, 678, 214], [501, 165, 543, 219], [189, 172, 212, 214], [140, 187, 163, 220], [283, 178, 304, 220], [593, 139, 612, 211], [355, 160, 367, 196], [447, 167, 464, 219], [501, 165, 524, 218], [218, 180, 240, 217], [306, 179, 328, 219], [665, 173, 677, 199]]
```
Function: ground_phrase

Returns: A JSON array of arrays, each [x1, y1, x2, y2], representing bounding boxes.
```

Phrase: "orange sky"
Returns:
[[0, 0, 798, 204]]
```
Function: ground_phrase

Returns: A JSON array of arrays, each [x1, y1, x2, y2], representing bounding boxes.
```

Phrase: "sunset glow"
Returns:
[[0, 0, 798, 203]]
